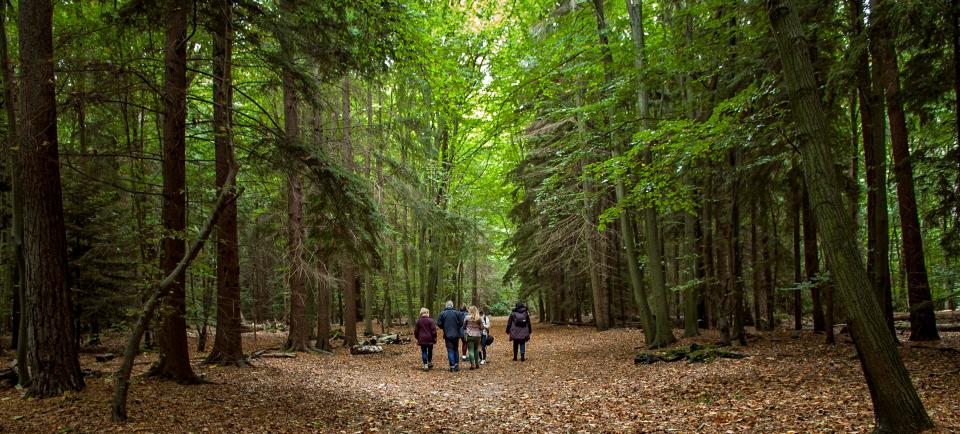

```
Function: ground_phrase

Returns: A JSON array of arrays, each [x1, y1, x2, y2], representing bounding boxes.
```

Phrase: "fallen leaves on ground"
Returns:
[[0, 319, 958, 433]]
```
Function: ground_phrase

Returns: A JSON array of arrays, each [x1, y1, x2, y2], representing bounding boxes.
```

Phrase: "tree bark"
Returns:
[[848, 0, 896, 338], [151, 0, 199, 384], [1, 0, 26, 377], [791, 160, 803, 331], [869, 0, 939, 341], [575, 77, 610, 332], [341, 77, 359, 347], [315, 257, 332, 351], [953, 0, 960, 235], [728, 148, 746, 345], [206, 0, 244, 365], [281, 22, 309, 351], [18, 0, 84, 397], [768, 2, 933, 431], [801, 183, 825, 332], [625, 0, 674, 348]]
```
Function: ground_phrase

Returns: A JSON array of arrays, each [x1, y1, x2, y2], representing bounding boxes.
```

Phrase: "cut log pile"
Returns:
[[362, 334, 410, 346], [348, 333, 409, 355], [349, 345, 383, 355]]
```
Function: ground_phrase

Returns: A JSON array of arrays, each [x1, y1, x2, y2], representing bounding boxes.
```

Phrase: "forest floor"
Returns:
[[0, 318, 958, 433]]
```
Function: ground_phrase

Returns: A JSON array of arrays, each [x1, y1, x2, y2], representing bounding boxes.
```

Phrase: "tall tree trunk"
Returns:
[[152, 0, 199, 384], [750, 200, 763, 331], [728, 148, 746, 345], [402, 203, 415, 324], [701, 189, 716, 329], [791, 160, 803, 331], [869, 0, 939, 341], [802, 183, 825, 332], [252, 214, 270, 324], [768, 2, 933, 431], [18, 0, 84, 396], [764, 205, 776, 330], [315, 257, 331, 351], [282, 22, 309, 351], [625, 0, 674, 348], [471, 246, 479, 307], [341, 77, 359, 347], [849, 0, 896, 338], [575, 77, 610, 332], [206, 0, 244, 365], [683, 193, 700, 337], [362, 86, 375, 337], [1, 0, 26, 378], [953, 0, 960, 237], [363, 277, 374, 336]]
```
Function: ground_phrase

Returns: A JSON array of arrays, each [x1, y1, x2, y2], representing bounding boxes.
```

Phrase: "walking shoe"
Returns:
[[480, 360, 486, 365], [423, 364, 429, 371], [520, 355, 525, 362], [428, 362, 433, 369]]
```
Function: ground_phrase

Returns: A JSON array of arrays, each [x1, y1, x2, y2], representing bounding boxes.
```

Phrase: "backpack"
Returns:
[[514, 312, 528, 328]]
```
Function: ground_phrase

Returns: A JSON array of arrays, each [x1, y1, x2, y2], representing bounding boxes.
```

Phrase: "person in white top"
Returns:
[[479, 309, 491, 364]]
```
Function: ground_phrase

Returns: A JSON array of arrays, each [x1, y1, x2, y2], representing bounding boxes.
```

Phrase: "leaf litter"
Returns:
[[0, 318, 958, 433]]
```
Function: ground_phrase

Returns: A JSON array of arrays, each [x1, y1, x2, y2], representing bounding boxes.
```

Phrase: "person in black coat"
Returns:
[[506, 303, 532, 361], [436, 300, 464, 371]]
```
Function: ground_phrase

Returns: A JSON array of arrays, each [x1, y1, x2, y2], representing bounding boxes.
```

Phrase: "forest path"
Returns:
[[1, 320, 958, 432]]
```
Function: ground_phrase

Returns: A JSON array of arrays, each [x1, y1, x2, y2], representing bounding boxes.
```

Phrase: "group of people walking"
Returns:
[[414, 301, 533, 372]]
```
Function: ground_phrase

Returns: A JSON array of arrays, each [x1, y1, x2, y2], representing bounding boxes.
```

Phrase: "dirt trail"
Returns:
[[1, 319, 958, 433]]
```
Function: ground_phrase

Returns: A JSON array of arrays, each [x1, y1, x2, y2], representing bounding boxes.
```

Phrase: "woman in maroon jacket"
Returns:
[[414, 308, 437, 371]]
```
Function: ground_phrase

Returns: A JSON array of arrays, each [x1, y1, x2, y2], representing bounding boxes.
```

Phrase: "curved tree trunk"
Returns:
[[768, 2, 932, 431]]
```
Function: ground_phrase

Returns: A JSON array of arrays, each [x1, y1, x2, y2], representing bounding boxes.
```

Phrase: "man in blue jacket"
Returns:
[[437, 300, 464, 372]]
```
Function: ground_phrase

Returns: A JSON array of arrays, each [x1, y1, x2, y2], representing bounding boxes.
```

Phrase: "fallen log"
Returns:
[[255, 352, 296, 359], [96, 353, 117, 363], [894, 322, 960, 332], [635, 343, 746, 365], [892, 310, 960, 322]]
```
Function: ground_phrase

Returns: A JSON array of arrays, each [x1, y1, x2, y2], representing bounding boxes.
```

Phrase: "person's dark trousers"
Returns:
[[512, 340, 526, 361], [481, 334, 488, 361], [444, 337, 460, 368], [420, 344, 433, 365]]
